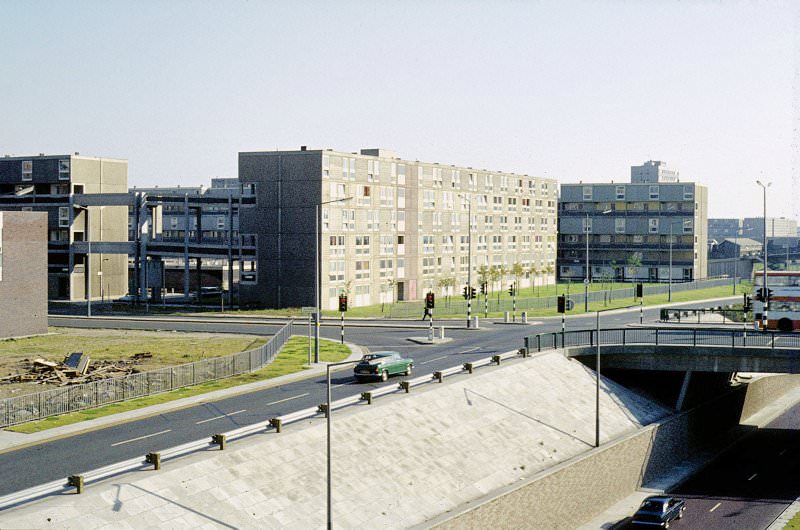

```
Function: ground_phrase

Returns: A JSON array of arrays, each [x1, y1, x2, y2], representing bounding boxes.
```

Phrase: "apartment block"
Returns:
[[0, 154, 128, 301], [558, 179, 708, 283], [630, 160, 679, 183], [742, 217, 798, 240], [708, 218, 743, 242], [239, 147, 558, 309], [0, 211, 48, 338]]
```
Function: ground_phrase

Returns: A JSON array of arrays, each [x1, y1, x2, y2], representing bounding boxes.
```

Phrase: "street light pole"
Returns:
[[467, 196, 472, 328], [756, 180, 771, 328], [668, 222, 673, 303], [585, 213, 590, 312], [315, 197, 352, 364], [595, 309, 600, 447], [326, 359, 357, 529]]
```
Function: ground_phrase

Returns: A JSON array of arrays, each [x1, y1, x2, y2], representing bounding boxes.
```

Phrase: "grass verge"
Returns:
[[5, 336, 350, 434], [784, 511, 800, 529]]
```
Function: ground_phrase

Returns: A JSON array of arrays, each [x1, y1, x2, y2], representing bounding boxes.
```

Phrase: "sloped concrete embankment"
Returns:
[[429, 372, 800, 530]]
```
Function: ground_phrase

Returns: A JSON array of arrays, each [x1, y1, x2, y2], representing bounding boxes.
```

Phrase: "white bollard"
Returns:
[[504, 311, 510, 323], [439, 326, 445, 339], [472, 316, 480, 329], [428, 327, 434, 341], [521, 311, 528, 324]]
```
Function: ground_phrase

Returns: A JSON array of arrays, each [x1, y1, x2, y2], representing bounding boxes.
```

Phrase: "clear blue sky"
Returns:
[[1, 1, 797, 220]]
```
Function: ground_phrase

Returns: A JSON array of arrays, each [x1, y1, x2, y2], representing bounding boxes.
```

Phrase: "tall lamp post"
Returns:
[[325, 359, 358, 529], [756, 180, 771, 327], [584, 209, 612, 312], [459, 194, 473, 327], [315, 197, 352, 363]]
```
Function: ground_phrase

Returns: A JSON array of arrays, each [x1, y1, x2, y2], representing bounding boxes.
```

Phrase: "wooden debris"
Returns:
[[2, 353, 151, 387]]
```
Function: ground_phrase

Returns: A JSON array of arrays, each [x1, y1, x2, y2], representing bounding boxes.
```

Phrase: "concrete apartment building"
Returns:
[[239, 147, 558, 309], [630, 160, 679, 184], [558, 164, 708, 283], [0, 211, 48, 338], [0, 154, 128, 301], [708, 218, 744, 242], [743, 216, 798, 240]]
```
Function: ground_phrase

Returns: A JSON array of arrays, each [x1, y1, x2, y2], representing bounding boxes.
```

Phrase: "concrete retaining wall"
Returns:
[[740, 373, 800, 423], [430, 386, 749, 530]]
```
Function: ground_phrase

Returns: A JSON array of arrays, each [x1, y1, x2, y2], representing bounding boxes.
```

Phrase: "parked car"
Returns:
[[353, 351, 413, 382], [631, 496, 685, 528]]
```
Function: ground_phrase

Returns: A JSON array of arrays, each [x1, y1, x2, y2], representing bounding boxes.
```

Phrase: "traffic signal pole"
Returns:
[[340, 311, 344, 344]]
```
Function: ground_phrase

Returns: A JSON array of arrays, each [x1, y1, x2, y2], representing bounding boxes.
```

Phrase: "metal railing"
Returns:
[[0, 322, 293, 428], [524, 327, 800, 354], [386, 277, 734, 318], [0, 345, 528, 511]]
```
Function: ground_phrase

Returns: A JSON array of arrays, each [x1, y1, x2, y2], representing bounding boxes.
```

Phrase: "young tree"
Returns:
[[528, 265, 540, 296], [626, 253, 643, 282], [512, 262, 525, 294]]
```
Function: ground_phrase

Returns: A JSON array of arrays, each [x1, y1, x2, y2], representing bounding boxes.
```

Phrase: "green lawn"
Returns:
[[784, 511, 800, 529], [5, 336, 350, 434]]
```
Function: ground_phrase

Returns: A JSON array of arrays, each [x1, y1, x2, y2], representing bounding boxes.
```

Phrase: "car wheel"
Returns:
[[678, 507, 684, 519], [664, 522, 669, 529], [381, 370, 388, 382], [405, 364, 413, 376]]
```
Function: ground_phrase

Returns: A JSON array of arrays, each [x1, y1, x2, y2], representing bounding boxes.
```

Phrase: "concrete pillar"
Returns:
[[675, 370, 692, 411]]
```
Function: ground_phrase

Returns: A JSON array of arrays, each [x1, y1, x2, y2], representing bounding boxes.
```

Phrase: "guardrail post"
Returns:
[[693, 329, 696, 347], [146, 452, 161, 470], [492, 355, 501, 365], [212, 433, 226, 450], [400, 381, 411, 393], [361, 391, 373, 404], [537, 334, 542, 352], [519, 347, 529, 358], [464, 362, 474, 374], [318, 403, 329, 418], [269, 418, 282, 433], [433, 371, 443, 383], [68, 475, 84, 494], [655, 329, 659, 347]]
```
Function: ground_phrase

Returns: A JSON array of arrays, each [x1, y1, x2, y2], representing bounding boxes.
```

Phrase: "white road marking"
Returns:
[[748, 473, 758, 481], [266, 393, 309, 406], [111, 429, 172, 447], [195, 409, 247, 425], [421, 355, 448, 365], [459, 347, 479, 354], [709, 502, 721, 512], [332, 382, 355, 388]]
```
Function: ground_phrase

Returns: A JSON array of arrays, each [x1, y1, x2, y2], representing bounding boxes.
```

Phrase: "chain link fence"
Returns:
[[0, 321, 293, 428], [386, 277, 735, 318]]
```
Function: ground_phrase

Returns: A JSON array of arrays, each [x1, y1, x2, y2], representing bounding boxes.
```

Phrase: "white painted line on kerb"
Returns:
[[266, 393, 309, 406], [195, 409, 247, 425], [709, 502, 721, 513], [748, 473, 758, 481], [111, 429, 172, 447], [421, 356, 448, 365]]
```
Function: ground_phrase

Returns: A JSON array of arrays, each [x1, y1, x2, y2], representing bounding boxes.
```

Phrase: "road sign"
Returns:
[[566, 299, 575, 311], [301, 306, 316, 314]]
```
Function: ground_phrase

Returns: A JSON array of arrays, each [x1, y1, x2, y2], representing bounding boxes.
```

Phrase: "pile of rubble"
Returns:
[[0, 352, 152, 386]]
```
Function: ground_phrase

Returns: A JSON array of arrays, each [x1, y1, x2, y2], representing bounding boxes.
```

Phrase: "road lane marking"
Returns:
[[266, 393, 309, 406], [748, 473, 758, 481], [195, 409, 247, 425], [332, 382, 355, 388], [421, 356, 448, 365], [709, 502, 721, 512], [111, 429, 172, 447], [459, 347, 479, 354]]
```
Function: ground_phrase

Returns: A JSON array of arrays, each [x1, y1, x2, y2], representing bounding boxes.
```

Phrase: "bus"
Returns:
[[752, 271, 800, 331]]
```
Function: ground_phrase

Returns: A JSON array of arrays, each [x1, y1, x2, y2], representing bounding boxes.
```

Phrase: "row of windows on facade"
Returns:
[[321, 209, 554, 232], [327, 255, 555, 282], [322, 155, 555, 195], [17, 159, 70, 181], [580, 185, 694, 201], [559, 233, 697, 245], [127, 217, 230, 230], [561, 250, 698, 263], [327, 234, 555, 256], [562, 201, 697, 213], [575, 218, 694, 234]]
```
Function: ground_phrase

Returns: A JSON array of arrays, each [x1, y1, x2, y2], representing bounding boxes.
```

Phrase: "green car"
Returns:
[[353, 351, 414, 382]]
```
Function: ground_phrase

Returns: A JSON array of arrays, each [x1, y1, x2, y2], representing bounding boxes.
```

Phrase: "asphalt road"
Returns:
[[0, 299, 735, 496]]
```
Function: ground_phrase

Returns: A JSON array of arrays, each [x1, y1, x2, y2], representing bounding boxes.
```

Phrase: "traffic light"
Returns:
[[743, 294, 752, 312], [426, 292, 435, 309], [508, 284, 515, 296], [557, 294, 566, 313], [635, 283, 643, 298], [462, 286, 469, 300], [480, 282, 487, 295], [470, 287, 476, 299], [338, 295, 348, 312]]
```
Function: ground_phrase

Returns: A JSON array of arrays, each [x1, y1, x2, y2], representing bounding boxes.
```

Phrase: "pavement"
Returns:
[[0, 341, 367, 453]]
